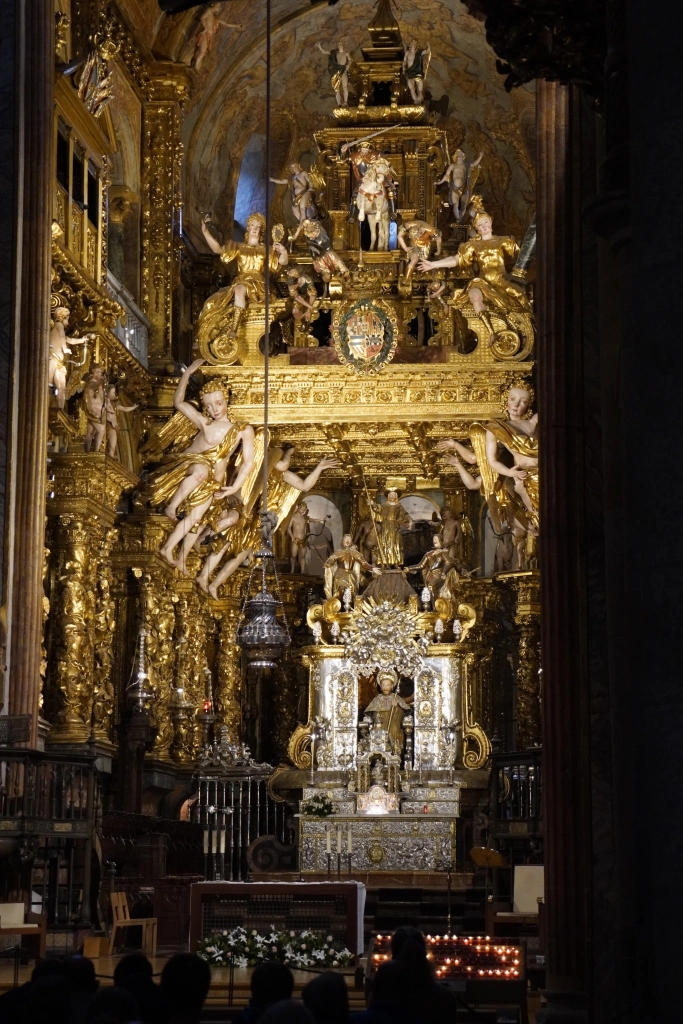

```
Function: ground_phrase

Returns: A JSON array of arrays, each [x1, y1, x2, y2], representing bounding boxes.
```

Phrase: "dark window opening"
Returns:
[[87, 165, 99, 226], [56, 130, 69, 192], [72, 148, 84, 207]]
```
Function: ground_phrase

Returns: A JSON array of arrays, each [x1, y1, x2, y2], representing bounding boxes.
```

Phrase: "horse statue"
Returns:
[[355, 162, 392, 252]]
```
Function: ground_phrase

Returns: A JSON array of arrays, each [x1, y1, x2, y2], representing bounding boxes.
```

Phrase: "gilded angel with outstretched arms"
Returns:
[[437, 385, 538, 567], [140, 358, 255, 569]]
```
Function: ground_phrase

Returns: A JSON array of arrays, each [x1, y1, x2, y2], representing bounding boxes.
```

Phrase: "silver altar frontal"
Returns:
[[291, 598, 490, 874]]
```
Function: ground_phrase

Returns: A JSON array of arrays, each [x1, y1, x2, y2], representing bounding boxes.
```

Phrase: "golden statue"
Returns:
[[365, 669, 411, 757], [438, 384, 539, 565], [408, 535, 452, 596], [196, 447, 339, 599], [198, 212, 289, 360], [371, 490, 413, 566], [419, 210, 531, 343], [323, 534, 380, 601], [141, 358, 256, 568], [397, 220, 442, 283]]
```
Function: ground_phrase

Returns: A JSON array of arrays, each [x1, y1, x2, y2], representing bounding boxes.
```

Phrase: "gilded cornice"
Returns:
[[49, 452, 139, 521], [204, 361, 535, 425]]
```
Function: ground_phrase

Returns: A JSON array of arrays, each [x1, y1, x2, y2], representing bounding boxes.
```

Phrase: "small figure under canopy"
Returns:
[[365, 668, 412, 758], [323, 533, 380, 601]]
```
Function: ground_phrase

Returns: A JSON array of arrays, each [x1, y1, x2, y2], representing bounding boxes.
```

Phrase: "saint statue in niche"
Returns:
[[364, 669, 412, 757]]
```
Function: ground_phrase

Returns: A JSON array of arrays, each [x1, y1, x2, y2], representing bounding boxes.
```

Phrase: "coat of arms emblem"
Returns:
[[332, 299, 399, 372]]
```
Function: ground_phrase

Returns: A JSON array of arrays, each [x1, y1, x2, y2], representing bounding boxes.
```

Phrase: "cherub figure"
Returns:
[[301, 219, 349, 284], [435, 147, 484, 222], [192, 3, 244, 70], [288, 502, 312, 574], [49, 307, 90, 410], [143, 358, 255, 569], [286, 272, 318, 326], [317, 39, 352, 107], [397, 220, 442, 282], [403, 38, 431, 104], [83, 365, 106, 453], [104, 386, 138, 459]]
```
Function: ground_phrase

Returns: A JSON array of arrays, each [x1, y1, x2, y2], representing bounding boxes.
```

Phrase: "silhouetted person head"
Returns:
[[161, 953, 211, 1022], [251, 961, 294, 1008], [259, 1001, 315, 1024], [118, 973, 169, 1024], [31, 958, 70, 982], [24, 975, 71, 1024], [390, 926, 427, 960], [302, 972, 349, 1024], [113, 952, 154, 986], [66, 955, 99, 994], [86, 987, 138, 1024]]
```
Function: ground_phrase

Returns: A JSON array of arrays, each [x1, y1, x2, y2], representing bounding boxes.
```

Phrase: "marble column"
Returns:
[[5, 0, 54, 744]]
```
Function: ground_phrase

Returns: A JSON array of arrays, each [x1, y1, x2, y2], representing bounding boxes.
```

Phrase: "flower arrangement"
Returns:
[[198, 926, 354, 969], [300, 793, 334, 817]]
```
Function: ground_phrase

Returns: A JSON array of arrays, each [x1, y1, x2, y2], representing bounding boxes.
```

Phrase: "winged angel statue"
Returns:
[[141, 358, 338, 593]]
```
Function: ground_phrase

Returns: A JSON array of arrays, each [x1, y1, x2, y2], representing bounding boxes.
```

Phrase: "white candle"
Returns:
[[347, 825, 353, 854], [326, 825, 332, 855], [203, 830, 209, 855], [219, 830, 226, 854], [212, 830, 217, 854], [337, 826, 343, 854]]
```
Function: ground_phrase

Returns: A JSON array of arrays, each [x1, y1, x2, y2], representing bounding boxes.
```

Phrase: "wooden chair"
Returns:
[[109, 891, 157, 956]]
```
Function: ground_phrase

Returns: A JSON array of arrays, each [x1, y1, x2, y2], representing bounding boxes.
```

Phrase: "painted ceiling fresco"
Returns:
[[144, 0, 535, 249]]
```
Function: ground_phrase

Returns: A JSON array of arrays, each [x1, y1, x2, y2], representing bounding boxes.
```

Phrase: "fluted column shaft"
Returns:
[[536, 80, 592, 1017], [6, 0, 54, 744]]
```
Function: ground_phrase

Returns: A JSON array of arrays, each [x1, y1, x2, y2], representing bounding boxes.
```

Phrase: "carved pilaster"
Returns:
[[49, 517, 97, 744], [215, 607, 242, 742], [92, 528, 118, 746], [141, 66, 190, 370], [139, 568, 176, 760], [505, 570, 542, 749]]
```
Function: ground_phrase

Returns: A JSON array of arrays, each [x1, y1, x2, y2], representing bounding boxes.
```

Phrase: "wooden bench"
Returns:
[[109, 892, 157, 956]]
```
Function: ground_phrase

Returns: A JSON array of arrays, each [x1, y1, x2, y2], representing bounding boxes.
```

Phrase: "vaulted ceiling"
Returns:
[[122, 0, 535, 250]]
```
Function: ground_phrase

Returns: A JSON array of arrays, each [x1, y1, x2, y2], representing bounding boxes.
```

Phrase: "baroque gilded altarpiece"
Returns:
[[40, 0, 541, 863]]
